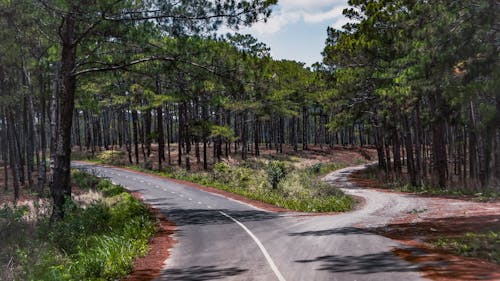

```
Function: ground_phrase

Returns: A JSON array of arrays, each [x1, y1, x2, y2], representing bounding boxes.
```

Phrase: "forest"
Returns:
[[0, 0, 499, 280], [0, 0, 498, 217]]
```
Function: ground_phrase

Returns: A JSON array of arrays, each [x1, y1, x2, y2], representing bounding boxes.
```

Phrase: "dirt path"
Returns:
[[331, 165, 500, 281]]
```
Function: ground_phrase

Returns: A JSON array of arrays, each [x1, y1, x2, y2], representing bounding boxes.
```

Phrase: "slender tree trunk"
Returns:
[[2, 112, 9, 191], [302, 106, 308, 150], [7, 112, 19, 202], [178, 104, 183, 166], [144, 109, 152, 157], [166, 104, 172, 166], [241, 112, 247, 160], [132, 110, 140, 164], [157, 105, 165, 170], [404, 116, 417, 186], [254, 116, 260, 156], [49, 61, 59, 202]]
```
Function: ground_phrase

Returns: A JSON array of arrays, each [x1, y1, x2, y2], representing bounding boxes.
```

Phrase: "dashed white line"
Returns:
[[197, 201, 202, 204], [219, 211, 287, 281], [188, 198, 193, 201]]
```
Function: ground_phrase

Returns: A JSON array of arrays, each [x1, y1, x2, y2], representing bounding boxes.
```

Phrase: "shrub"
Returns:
[[96, 150, 127, 165], [0, 175, 156, 281], [267, 161, 287, 189]]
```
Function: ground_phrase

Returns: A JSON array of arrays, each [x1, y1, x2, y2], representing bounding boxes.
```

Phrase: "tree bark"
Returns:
[[157, 105, 165, 170], [51, 13, 78, 219]]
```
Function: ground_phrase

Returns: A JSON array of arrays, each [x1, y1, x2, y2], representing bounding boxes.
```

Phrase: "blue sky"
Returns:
[[239, 0, 350, 66]]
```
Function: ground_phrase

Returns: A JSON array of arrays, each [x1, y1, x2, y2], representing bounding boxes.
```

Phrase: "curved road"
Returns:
[[73, 162, 431, 281]]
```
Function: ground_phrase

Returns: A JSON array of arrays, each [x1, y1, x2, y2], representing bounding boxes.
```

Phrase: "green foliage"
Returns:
[[96, 150, 128, 165], [0, 173, 156, 281], [305, 162, 345, 176], [128, 160, 353, 212], [267, 161, 287, 189], [434, 231, 500, 264], [72, 170, 100, 190]]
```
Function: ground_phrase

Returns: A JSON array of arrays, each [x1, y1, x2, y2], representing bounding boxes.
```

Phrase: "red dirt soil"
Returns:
[[350, 173, 500, 281], [124, 192, 176, 281]]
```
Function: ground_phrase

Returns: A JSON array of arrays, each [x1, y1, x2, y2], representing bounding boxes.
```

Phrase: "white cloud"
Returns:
[[243, 0, 349, 35], [330, 16, 351, 30], [279, 0, 346, 11], [303, 6, 346, 24], [247, 11, 302, 34]]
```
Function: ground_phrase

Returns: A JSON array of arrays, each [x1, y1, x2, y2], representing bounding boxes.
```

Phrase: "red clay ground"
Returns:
[[350, 172, 500, 281], [124, 192, 176, 281]]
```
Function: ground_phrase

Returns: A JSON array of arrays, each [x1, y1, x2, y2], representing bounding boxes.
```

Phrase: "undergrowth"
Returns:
[[75, 151, 354, 212], [359, 166, 500, 200], [0, 172, 156, 281], [433, 231, 500, 264], [130, 160, 354, 212]]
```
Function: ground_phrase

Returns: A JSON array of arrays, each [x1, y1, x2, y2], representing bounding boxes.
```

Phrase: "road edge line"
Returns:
[[219, 211, 287, 281]]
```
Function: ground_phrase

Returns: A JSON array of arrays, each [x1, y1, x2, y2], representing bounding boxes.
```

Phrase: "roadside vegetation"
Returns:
[[74, 149, 356, 212], [0, 172, 156, 281], [353, 166, 500, 201], [433, 231, 500, 264]]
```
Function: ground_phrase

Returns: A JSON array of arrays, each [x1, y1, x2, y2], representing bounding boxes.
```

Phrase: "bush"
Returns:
[[96, 150, 127, 165], [267, 161, 287, 189], [0, 175, 156, 281], [434, 231, 500, 264]]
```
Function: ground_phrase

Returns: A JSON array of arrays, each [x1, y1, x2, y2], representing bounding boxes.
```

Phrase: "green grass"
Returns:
[[0, 172, 156, 281], [433, 231, 500, 264], [127, 161, 354, 213], [74, 152, 354, 212]]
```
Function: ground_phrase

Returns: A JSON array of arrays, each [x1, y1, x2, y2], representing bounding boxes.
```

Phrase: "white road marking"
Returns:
[[207, 205, 213, 209], [179, 194, 184, 197], [170, 191, 175, 194], [197, 201, 202, 204], [163, 189, 167, 192], [188, 198, 193, 201], [219, 211, 286, 281]]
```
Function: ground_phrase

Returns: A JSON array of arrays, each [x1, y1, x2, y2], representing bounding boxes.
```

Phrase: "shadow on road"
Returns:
[[288, 227, 369, 236], [295, 251, 420, 274], [167, 208, 279, 226], [158, 265, 247, 281]]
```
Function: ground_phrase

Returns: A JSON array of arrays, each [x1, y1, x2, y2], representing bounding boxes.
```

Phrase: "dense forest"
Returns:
[[0, 0, 498, 220]]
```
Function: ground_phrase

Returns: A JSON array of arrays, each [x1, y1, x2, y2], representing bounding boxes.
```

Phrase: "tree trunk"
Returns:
[[2, 112, 9, 191], [132, 110, 140, 164], [52, 14, 78, 219], [7, 111, 19, 202], [157, 105, 165, 170]]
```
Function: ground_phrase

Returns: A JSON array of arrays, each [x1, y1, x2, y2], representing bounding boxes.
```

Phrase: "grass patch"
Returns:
[[0, 172, 156, 281], [433, 231, 500, 264], [128, 160, 354, 213], [74, 152, 354, 212]]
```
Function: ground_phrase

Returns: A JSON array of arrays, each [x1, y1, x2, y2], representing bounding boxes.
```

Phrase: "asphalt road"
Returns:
[[73, 162, 430, 281]]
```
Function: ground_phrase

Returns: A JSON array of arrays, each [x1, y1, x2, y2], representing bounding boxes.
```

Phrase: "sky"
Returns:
[[238, 0, 350, 67]]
